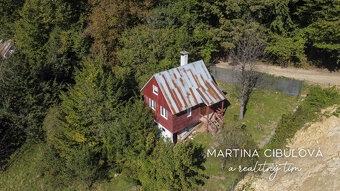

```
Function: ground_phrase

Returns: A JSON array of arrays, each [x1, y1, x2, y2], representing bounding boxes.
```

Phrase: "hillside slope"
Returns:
[[237, 107, 340, 191]]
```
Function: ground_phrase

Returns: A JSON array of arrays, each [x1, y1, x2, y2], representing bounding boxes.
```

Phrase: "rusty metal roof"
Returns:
[[142, 60, 226, 114], [0, 40, 13, 58]]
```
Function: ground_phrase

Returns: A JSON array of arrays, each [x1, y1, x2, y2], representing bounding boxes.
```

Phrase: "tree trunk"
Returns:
[[239, 100, 244, 120], [239, 82, 246, 120]]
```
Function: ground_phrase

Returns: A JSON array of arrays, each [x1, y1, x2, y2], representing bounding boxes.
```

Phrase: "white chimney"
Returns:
[[180, 51, 189, 66]]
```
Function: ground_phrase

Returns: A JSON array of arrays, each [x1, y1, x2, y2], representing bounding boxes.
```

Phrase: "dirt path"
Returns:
[[236, 106, 340, 191], [216, 62, 340, 88]]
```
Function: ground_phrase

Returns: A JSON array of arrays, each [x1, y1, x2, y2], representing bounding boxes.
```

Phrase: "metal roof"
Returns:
[[142, 60, 226, 114], [0, 40, 13, 58]]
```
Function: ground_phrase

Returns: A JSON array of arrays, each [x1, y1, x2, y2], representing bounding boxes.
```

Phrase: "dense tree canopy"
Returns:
[[85, 0, 157, 65], [0, 0, 25, 39], [0, 0, 339, 189]]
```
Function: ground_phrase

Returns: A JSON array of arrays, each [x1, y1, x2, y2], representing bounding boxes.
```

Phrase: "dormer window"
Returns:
[[153, 85, 158, 95]]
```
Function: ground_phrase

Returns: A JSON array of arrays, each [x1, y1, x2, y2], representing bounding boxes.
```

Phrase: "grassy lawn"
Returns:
[[0, 144, 51, 191], [219, 81, 299, 144], [194, 81, 300, 190]]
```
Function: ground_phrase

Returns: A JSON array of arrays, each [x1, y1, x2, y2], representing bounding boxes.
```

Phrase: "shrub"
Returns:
[[267, 86, 340, 149], [64, 146, 102, 188], [302, 86, 339, 109], [40, 144, 102, 189], [138, 141, 206, 191], [218, 123, 258, 173], [39, 144, 69, 189]]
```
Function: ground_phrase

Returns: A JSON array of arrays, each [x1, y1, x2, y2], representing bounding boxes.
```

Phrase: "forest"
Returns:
[[0, 0, 339, 190]]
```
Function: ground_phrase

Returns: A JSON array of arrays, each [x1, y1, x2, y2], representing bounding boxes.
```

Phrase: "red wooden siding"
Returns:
[[172, 105, 200, 133], [142, 77, 174, 132], [142, 77, 225, 134]]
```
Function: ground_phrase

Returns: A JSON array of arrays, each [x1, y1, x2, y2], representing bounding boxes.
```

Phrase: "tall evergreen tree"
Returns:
[[49, 57, 158, 185], [294, 0, 340, 69], [102, 99, 158, 173], [0, 0, 25, 39], [53, 58, 129, 155], [0, 51, 61, 141], [0, 0, 90, 144]]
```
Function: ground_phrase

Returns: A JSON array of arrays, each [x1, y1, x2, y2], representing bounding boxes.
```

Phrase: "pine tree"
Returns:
[[139, 141, 206, 190], [54, 58, 128, 155], [102, 99, 158, 173], [0, 51, 61, 141], [50, 57, 158, 185], [0, 0, 25, 39], [295, 0, 340, 69]]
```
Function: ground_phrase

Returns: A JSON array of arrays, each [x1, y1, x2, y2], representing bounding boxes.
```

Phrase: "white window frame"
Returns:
[[187, 107, 192, 117], [149, 98, 156, 111], [160, 106, 168, 119], [153, 85, 158, 95]]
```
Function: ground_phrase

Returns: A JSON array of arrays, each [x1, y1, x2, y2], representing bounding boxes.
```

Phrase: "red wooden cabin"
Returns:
[[141, 52, 226, 142]]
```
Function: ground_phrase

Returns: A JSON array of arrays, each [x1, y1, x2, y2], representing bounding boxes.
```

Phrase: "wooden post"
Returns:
[[221, 101, 224, 128], [206, 106, 209, 133]]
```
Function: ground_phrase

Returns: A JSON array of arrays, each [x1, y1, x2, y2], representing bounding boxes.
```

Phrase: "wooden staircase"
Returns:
[[199, 101, 225, 136], [200, 111, 224, 136]]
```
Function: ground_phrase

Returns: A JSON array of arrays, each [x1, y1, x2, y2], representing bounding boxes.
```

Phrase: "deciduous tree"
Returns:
[[86, 0, 156, 66], [230, 21, 266, 120]]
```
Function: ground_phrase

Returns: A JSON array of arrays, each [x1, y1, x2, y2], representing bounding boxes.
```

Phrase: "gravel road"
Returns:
[[216, 62, 340, 88]]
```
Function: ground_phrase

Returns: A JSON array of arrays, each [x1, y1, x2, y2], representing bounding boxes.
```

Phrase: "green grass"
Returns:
[[266, 85, 340, 149], [193, 81, 300, 191], [219, 81, 299, 144], [0, 144, 50, 191], [194, 133, 239, 191], [92, 174, 137, 191]]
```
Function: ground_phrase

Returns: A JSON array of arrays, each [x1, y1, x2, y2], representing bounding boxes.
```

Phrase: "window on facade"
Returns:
[[153, 85, 158, 95], [187, 107, 192, 117], [160, 106, 168, 119], [149, 98, 156, 110]]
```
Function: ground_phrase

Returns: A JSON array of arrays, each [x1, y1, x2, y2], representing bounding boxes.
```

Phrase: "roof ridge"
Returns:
[[155, 59, 205, 76]]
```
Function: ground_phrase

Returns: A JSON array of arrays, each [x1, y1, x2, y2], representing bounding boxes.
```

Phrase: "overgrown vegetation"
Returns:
[[0, 0, 339, 190], [267, 86, 340, 149]]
